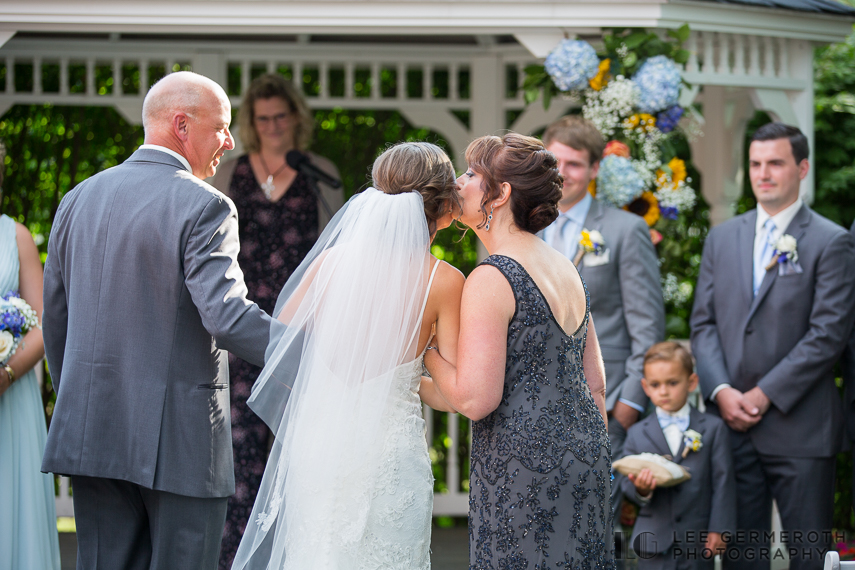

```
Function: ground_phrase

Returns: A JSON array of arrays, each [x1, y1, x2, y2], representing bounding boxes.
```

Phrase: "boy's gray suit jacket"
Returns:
[[691, 204, 855, 458], [41, 149, 278, 498], [621, 408, 737, 556]]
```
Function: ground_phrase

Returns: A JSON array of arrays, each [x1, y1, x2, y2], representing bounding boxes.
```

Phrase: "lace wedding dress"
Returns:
[[233, 188, 436, 570]]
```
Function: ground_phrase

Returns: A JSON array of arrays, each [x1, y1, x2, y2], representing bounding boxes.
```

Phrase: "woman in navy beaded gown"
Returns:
[[425, 133, 614, 570]]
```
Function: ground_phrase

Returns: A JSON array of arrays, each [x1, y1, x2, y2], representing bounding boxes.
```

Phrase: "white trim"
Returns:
[[660, 0, 854, 43]]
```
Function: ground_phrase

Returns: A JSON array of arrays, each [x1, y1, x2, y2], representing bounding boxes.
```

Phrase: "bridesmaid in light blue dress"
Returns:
[[0, 212, 61, 569]]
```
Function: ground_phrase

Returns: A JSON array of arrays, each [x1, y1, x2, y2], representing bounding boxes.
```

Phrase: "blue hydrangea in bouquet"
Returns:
[[0, 291, 40, 364], [523, 26, 709, 337]]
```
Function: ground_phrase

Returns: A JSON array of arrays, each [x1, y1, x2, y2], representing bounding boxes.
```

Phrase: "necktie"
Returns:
[[657, 413, 690, 456], [657, 414, 689, 433], [550, 216, 571, 258], [754, 219, 777, 296]]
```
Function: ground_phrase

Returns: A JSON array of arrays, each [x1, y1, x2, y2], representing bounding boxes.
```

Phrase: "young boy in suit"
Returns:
[[622, 341, 736, 569]]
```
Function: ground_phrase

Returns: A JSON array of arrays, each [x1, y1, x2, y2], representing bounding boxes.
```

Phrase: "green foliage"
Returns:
[[814, 30, 855, 229], [0, 105, 145, 256]]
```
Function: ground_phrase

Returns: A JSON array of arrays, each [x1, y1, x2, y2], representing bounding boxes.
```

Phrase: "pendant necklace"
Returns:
[[258, 153, 289, 200]]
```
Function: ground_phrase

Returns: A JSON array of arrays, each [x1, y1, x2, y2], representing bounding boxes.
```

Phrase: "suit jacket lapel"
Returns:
[[584, 197, 605, 231], [642, 415, 673, 458], [747, 204, 811, 323], [739, 210, 757, 307], [673, 408, 705, 465]]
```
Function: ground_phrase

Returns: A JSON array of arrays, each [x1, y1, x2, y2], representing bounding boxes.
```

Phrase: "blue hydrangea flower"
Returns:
[[633, 55, 683, 114], [545, 40, 601, 92], [656, 106, 684, 134], [596, 155, 647, 208]]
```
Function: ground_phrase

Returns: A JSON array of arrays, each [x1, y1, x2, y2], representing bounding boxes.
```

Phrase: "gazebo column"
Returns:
[[469, 53, 506, 259], [690, 86, 755, 225], [748, 39, 815, 203]]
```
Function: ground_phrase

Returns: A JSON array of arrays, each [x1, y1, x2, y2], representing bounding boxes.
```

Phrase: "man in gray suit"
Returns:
[[841, 220, 855, 517], [42, 72, 279, 569], [691, 123, 855, 570], [541, 115, 665, 520]]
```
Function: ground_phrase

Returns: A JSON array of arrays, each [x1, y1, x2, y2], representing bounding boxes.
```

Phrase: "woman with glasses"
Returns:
[[212, 73, 343, 570]]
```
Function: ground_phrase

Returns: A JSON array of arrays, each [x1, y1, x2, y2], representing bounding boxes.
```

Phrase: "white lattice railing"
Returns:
[[683, 30, 807, 90], [0, 37, 540, 119]]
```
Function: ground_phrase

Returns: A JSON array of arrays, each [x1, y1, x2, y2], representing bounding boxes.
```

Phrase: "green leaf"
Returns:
[[623, 52, 638, 68], [543, 86, 553, 110], [524, 64, 546, 76], [674, 49, 691, 64], [524, 88, 539, 104], [623, 32, 648, 50]]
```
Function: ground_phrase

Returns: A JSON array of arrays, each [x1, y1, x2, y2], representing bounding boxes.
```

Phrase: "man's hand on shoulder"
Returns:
[[715, 387, 762, 432]]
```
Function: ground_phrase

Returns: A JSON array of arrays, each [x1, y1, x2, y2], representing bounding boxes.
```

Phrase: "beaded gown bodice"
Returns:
[[470, 255, 614, 570]]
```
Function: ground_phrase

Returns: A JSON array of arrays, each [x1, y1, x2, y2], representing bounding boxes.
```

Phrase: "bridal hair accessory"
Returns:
[[258, 154, 289, 199], [681, 429, 703, 458], [573, 229, 606, 266], [485, 204, 495, 231], [765, 234, 798, 271]]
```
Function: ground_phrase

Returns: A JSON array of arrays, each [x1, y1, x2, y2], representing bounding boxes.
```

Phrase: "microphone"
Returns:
[[286, 150, 342, 189]]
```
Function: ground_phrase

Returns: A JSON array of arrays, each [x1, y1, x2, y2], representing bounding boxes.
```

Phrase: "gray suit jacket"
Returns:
[[622, 408, 736, 556], [578, 198, 665, 411], [841, 221, 855, 442], [42, 149, 278, 498], [690, 205, 855, 457]]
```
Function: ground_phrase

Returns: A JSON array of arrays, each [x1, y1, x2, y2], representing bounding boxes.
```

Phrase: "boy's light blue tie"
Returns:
[[550, 215, 571, 258]]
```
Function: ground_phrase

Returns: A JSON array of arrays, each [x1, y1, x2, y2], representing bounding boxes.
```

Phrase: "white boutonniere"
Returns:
[[574, 229, 607, 266], [681, 429, 703, 458], [765, 234, 798, 271]]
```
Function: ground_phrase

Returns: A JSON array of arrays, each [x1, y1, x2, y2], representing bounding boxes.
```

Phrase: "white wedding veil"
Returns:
[[231, 186, 432, 569]]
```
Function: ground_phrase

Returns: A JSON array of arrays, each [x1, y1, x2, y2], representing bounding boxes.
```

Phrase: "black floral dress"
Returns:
[[470, 255, 614, 570], [219, 155, 318, 570]]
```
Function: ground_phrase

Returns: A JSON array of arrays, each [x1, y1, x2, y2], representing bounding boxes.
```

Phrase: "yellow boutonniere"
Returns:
[[682, 429, 703, 458]]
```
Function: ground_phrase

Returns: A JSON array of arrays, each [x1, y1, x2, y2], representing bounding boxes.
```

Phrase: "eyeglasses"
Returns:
[[254, 112, 290, 126]]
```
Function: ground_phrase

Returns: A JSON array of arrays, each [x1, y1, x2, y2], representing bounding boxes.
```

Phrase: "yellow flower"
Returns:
[[655, 157, 688, 190], [579, 230, 594, 251], [623, 113, 657, 133], [668, 158, 687, 185], [624, 192, 660, 227], [587, 179, 597, 197], [588, 59, 611, 91]]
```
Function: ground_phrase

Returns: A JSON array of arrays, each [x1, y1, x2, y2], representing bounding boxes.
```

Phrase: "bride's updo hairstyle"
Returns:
[[371, 142, 459, 235], [465, 132, 563, 233]]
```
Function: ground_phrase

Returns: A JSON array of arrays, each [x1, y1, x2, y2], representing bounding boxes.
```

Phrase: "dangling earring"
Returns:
[[485, 204, 495, 231]]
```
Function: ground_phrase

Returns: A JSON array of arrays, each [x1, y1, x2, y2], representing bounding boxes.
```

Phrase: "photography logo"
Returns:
[[633, 532, 658, 559]]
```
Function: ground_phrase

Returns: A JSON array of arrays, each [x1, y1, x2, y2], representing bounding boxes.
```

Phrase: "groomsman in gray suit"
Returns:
[[42, 72, 280, 569], [541, 115, 665, 518], [691, 122, 855, 570], [841, 220, 855, 514]]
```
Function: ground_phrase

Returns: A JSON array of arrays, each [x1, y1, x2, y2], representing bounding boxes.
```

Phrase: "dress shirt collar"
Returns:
[[755, 197, 803, 236], [139, 144, 192, 172], [561, 192, 593, 226], [656, 402, 691, 421]]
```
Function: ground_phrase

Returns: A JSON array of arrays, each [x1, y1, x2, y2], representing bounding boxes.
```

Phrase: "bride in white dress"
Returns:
[[232, 142, 464, 570]]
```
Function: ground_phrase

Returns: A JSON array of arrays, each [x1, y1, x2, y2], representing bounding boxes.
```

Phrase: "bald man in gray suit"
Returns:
[[540, 116, 665, 533], [42, 72, 281, 569], [691, 123, 855, 570]]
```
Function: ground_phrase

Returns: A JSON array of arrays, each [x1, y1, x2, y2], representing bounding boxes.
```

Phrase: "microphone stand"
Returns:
[[302, 172, 335, 220]]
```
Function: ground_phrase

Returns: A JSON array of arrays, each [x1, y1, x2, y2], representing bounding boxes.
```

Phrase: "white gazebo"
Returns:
[[1, 0, 852, 516]]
